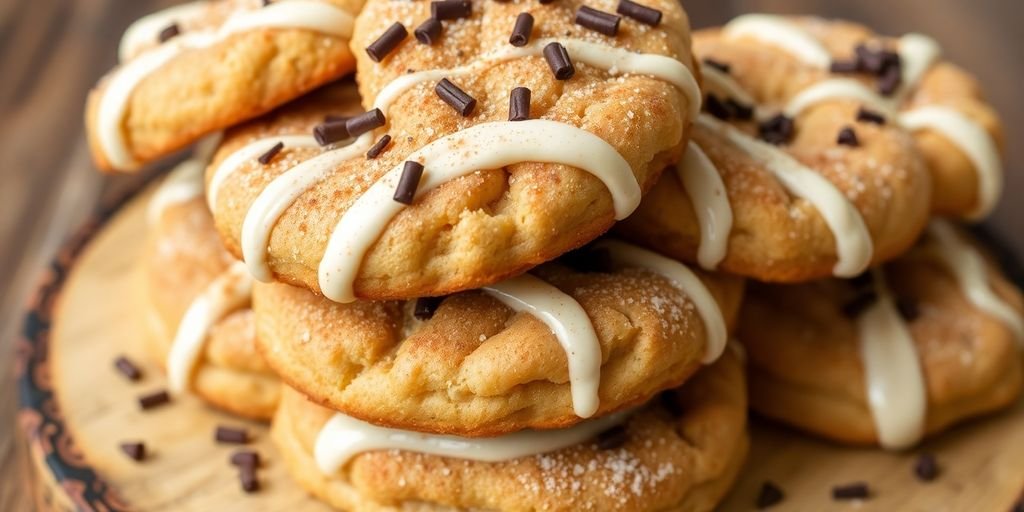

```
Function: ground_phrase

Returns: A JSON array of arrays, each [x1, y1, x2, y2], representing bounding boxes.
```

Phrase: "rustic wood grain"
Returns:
[[1, 0, 1022, 510]]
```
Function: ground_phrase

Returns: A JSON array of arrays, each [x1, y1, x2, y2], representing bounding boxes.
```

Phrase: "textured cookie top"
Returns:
[[739, 222, 1023, 446], [86, 0, 362, 172], [273, 344, 748, 512], [253, 248, 743, 436], [206, 0, 698, 302]]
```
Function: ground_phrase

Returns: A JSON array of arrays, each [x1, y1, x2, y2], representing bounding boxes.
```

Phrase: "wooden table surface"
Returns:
[[1, 0, 1021, 509]]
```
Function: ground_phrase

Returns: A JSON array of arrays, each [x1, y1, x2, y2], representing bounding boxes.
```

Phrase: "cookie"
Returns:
[[253, 240, 743, 436], [141, 155, 278, 420], [271, 344, 748, 512], [86, 0, 363, 172], [739, 221, 1023, 448], [206, 0, 701, 302]]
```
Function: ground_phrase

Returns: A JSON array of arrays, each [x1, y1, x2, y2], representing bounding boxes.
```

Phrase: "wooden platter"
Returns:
[[15, 179, 1024, 511]]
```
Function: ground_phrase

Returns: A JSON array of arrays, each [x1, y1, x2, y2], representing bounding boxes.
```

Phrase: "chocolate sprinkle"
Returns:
[[158, 23, 180, 43], [138, 390, 171, 410], [857, 107, 887, 125], [832, 482, 870, 500], [726, 99, 754, 120], [313, 120, 350, 147], [414, 17, 443, 45], [756, 481, 785, 509], [435, 78, 477, 116], [114, 356, 142, 381], [240, 464, 259, 493], [575, 5, 621, 36], [543, 42, 575, 80], [431, 0, 472, 20], [855, 44, 886, 74], [215, 426, 249, 444], [366, 22, 408, 62], [509, 87, 531, 121], [877, 64, 902, 95], [842, 290, 878, 318], [324, 114, 351, 124], [837, 126, 860, 147], [414, 296, 445, 320], [345, 109, 386, 138], [829, 59, 860, 73], [394, 161, 425, 204], [119, 442, 146, 462], [509, 12, 534, 47], [896, 297, 920, 321], [702, 58, 731, 74], [704, 95, 731, 120], [257, 142, 285, 165], [230, 450, 261, 468], [366, 135, 392, 159], [913, 453, 940, 481], [758, 114, 795, 145], [595, 426, 629, 450], [616, 0, 661, 26]]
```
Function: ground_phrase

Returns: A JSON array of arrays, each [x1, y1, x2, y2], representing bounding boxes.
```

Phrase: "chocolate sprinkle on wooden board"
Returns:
[[435, 78, 477, 116], [509, 12, 534, 47], [914, 453, 940, 481], [345, 109, 386, 138], [832, 482, 870, 500], [257, 141, 284, 165], [138, 390, 171, 410], [616, 0, 661, 26], [414, 296, 444, 320], [394, 161, 425, 205], [119, 442, 146, 462], [158, 23, 180, 43], [366, 22, 408, 62], [758, 114, 795, 145], [756, 481, 785, 509], [702, 57, 731, 74], [114, 356, 142, 381], [509, 87, 531, 121], [313, 120, 350, 146], [543, 42, 574, 80], [230, 451, 261, 468], [595, 426, 629, 450], [366, 135, 392, 159], [837, 126, 860, 147], [240, 465, 260, 493], [857, 107, 887, 125], [215, 426, 249, 444], [431, 0, 471, 20], [575, 5, 621, 36], [414, 17, 443, 45], [842, 290, 878, 318]]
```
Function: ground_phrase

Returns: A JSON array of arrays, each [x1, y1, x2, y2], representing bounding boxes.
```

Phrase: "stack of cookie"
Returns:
[[86, 0, 1024, 509]]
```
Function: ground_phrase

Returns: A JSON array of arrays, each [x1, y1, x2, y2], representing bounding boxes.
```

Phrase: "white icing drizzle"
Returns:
[[99, 0, 354, 169], [929, 220, 1024, 346], [167, 261, 253, 394], [897, 33, 942, 97], [207, 135, 319, 211], [593, 240, 727, 363], [696, 115, 873, 277], [784, 78, 893, 119], [856, 269, 928, 449], [482, 274, 602, 418], [147, 133, 223, 224], [674, 142, 732, 270], [722, 14, 831, 69], [119, 1, 205, 62], [314, 409, 630, 474]]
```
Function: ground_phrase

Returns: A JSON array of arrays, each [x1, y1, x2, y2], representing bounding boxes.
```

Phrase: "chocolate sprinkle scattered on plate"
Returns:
[[215, 426, 249, 444], [616, 0, 661, 26], [756, 481, 785, 509], [394, 161, 425, 205], [114, 355, 142, 381], [543, 42, 575, 80], [832, 482, 870, 500], [138, 390, 171, 410], [366, 134, 392, 159], [857, 107, 887, 125], [509, 87, 531, 121], [414, 296, 445, 320], [431, 0, 472, 20], [366, 22, 408, 62], [414, 17, 443, 45], [119, 442, 146, 462], [435, 78, 477, 116], [837, 126, 860, 147], [702, 58, 731, 74], [913, 453, 940, 481], [575, 5, 621, 36], [257, 141, 285, 165], [346, 109, 386, 138], [230, 450, 261, 468], [595, 425, 629, 450], [158, 23, 180, 43], [509, 12, 534, 47], [240, 464, 259, 493]]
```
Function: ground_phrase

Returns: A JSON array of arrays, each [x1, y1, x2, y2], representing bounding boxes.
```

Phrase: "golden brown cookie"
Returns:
[[206, 0, 701, 303], [86, 0, 363, 172], [253, 241, 744, 436], [141, 166, 278, 420], [739, 221, 1023, 447], [271, 344, 749, 512]]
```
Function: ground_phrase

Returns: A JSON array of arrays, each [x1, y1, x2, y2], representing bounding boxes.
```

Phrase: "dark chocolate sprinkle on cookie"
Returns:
[[575, 5, 621, 36], [832, 482, 870, 500], [758, 114, 795, 145], [431, 0, 472, 21], [509, 87, 531, 121], [617, 0, 661, 27], [857, 107, 887, 125], [114, 356, 142, 381], [509, 12, 534, 47], [366, 22, 408, 62], [394, 161, 425, 204], [543, 42, 575, 80], [159, 23, 180, 43], [119, 442, 146, 462], [756, 481, 785, 509], [346, 109, 386, 137], [414, 17, 443, 45], [215, 426, 249, 444], [138, 390, 171, 410], [702, 58, 731, 74], [257, 142, 285, 165], [366, 135, 392, 159], [837, 126, 860, 147], [435, 78, 477, 116]]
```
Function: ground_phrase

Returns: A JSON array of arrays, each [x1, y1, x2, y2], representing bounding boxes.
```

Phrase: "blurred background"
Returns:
[[0, 0, 1020, 508]]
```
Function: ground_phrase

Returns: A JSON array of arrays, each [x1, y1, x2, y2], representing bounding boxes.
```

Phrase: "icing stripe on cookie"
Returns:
[[696, 114, 873, 277], [167, 261, 253, 394], [722, 14, 831, 68], [856, 269, 928, 449], [675, 142, 733, 270], [207, 135, 320, 211], [99, 1, 354, 169], [929, 220, 1024, 345], [483, 274, 603, 418], [119, 1, 206, 62], [594, 240, 727, 363], [314, 409, 630, 474]]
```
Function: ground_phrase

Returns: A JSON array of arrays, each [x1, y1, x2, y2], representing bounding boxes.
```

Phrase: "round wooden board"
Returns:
[[16, 180, 1024, 511]]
